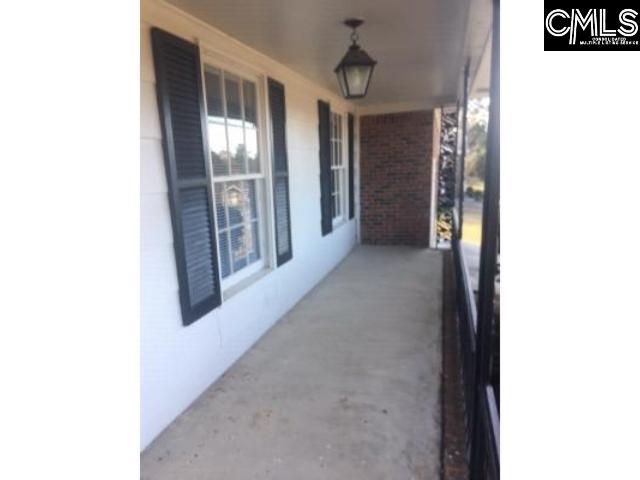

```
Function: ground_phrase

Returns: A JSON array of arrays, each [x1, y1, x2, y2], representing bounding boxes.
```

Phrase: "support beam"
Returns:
[[469, 0, 500, 477], [458, 59, 470, 238]]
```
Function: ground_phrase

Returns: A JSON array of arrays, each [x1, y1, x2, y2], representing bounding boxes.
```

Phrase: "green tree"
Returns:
[[465, 97, 489, 182]]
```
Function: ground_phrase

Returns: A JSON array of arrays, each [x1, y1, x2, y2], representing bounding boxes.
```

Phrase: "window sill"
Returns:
[[222, 266, 272, 301], [332, 217, 348, 231]]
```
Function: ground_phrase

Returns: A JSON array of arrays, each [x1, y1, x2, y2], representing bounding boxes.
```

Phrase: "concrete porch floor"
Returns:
[[141, 245, 443, 479]]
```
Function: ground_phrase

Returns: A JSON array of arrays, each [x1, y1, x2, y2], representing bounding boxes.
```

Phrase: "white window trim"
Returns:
[[198, 46, 276, 297], [330, 110, 348, 228]]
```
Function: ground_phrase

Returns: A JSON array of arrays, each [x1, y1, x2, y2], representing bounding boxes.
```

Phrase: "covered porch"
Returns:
[[141, 0, 499, 477], [142, 246, 443, 479]]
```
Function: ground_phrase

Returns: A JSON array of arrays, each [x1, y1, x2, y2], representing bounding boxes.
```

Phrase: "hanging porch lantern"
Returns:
[[334, 18, 377, 99]]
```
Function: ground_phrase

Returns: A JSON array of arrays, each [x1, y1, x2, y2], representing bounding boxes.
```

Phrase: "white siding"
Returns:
[[141, 0, 359, 450]]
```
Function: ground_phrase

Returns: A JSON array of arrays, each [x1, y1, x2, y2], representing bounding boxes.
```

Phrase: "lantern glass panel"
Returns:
[[337, 70, 349, 97], [344, 65, 372, 96]]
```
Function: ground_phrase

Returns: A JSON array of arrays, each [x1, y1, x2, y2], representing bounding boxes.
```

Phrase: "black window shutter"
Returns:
[[268, 78, 293, 266], [348, 113, 355, 220], [318, 100, 332, 236], [151, 28, 221, 326]]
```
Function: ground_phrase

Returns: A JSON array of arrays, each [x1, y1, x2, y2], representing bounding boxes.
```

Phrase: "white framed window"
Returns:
[[330, 111, 347, 225], [202, 62, 271, 289]]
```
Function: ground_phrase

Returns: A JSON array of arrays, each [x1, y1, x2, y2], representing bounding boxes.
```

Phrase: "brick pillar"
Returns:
[[360, 110, 434, 247]]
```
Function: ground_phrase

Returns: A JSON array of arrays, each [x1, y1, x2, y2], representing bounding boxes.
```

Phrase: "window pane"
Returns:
[[240, 81, 260, 173], [208, 120, 229, 176], [204, 67, 224, 117], [332, 141, 337, 166], [230, 225, 249, 272], [205, 68, 229, 176], [245, 180, 258, 220], [227, 119, 246, 174], [214, 185, 227, 229], [246, 124, 259, 173], [335, 173, 341, 216], [217, 179, 262, 276], [249, 220, 261, 263], [205, 69, 266, 281], [225, 74, 242, 120], [225, 181, 244, 227], [332, 169, 343, 220], [243, 81, 257, 125], [332, 141, 335, 166], [218, 232, 231, 278]]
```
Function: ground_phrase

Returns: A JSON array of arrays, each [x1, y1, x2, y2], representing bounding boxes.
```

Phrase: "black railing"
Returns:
[[450, 178, 500, 480], [448, 0, 500, 477], [451, 211, 477, 424], [452, 213, 500, 479]]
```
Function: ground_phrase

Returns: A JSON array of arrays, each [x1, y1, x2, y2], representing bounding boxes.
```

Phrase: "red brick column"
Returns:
[[360, 110, 434, 247]]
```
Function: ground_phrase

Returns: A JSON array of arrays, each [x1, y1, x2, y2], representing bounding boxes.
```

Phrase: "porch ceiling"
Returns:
[[165, 0, 491, 108]]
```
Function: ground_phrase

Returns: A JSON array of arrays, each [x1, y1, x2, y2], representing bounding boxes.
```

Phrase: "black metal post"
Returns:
[[470, 0, 500, 477], [458, 59, 470, 238]]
